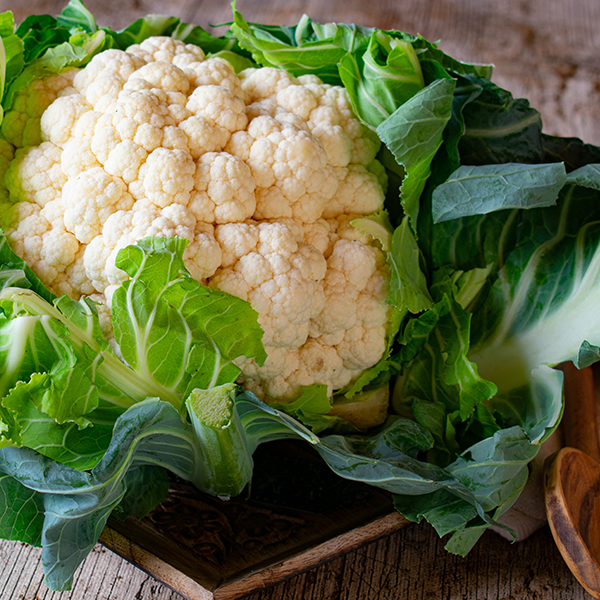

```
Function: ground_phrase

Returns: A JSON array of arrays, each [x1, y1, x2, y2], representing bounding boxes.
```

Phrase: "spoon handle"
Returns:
[[560, 361, 600, 463]]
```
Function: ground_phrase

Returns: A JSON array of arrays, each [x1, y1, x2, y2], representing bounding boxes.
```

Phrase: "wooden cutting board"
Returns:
[[100, 441, 408, 599]]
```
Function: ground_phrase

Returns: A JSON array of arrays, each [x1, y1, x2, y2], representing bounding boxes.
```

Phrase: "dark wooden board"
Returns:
[[99, 441, 408, 599]]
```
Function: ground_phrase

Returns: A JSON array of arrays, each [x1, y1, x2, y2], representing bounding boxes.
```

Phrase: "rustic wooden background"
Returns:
[[0, 0, 598, 598]]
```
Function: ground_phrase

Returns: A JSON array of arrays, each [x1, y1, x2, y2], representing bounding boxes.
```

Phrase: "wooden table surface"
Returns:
[[0, 0, 598, 598]]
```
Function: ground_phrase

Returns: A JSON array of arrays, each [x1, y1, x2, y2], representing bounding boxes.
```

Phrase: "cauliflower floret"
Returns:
[[130, 147, 195, 207], [94, 88, 175, 156], [305, 83, 381, 165], [307, 108, 353, 167], [52, 247, 95, 298], [184, 57, 246, 100], [240, 69, 381, 167], [237, 233, 391, 404], [239, 67, 298, 102], [184, 221, 223, 282], [61, 168, 135, 243], [5, 142, 66, 207], [126, 37, 205, 66], [245, 97, 311, 133], [276, 85, 318, 121], [226, 115, 338, 222], [366, 157, 389, 191], [163, 91, 192, 125], [73, 49, 145, 93], [82, 75, 127, 111], [179, 115, 231, 158], [128, 61, 191, 94], [210, 221, 326, 348], [88, 291, 115, 339], [83, 202, 218, 292], [337, 323, 388, 371], [240, 338, 361, 403], [214, 221, 260, 267], [2, 70, 78, 148], [266, 217, 335, 257], [235, 71, 386, 225], [189, 152, 256, 223], [71, 110, 103, 139], [323, 165, 385, 217], [40, 94, 94, 148], [103, 140, 148, 183], [0, 38, 393, 421], [310, 238, 391, 370], [7, 202, 79, 289], [61, 137, 102, 177], [301, 219, 334, 256], [312, 239, 378, 334], [323, 214, 375, 252], [186, 85, 248, 133]]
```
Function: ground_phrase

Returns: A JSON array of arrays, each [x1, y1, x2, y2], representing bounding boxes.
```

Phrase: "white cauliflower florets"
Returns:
[[1, 37, 391, 418], [189, 152, 256, 223], [5, 142, 67, 207], [226, 115, 338, 223], [7, 202, 79, 287], [126, 37, 206, 66], [210, 221, 326, 349], [184, 57, 247, 100], [61, 168, 135, 243], [212, 221, 391, 404]]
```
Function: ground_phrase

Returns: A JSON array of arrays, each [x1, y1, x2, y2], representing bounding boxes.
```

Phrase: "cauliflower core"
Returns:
[[0, 38, 391, 413]]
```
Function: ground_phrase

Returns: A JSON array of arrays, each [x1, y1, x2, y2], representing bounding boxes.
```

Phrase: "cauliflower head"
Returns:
[[0, 36, 392, 424]]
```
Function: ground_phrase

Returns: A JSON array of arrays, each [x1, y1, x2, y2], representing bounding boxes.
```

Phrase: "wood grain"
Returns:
[[545, 366, 600, 598], [0, 0, 598, 598], [545, 448, 600, 599], [560, 363, 600, 463], [99, 511, 408, 599], [0, 523, 595, 600]]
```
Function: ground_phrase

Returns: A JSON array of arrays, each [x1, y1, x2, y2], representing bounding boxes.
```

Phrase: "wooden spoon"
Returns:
[[545, 362, 600, 598]]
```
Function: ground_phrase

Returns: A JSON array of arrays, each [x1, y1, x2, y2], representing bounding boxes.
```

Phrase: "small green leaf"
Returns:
[[56, 0, 98, 33], [339, 31, 424, 129], [231, 10, 345, 83], [566, 163, 600, 189], [432, 162, 567, 223], [388, 216, 433, 313], [377, 78, 455, 226], [113, 237, 266, 395]]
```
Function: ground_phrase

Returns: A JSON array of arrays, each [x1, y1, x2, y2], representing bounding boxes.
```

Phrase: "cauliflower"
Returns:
[[0, 36, 392, 425]]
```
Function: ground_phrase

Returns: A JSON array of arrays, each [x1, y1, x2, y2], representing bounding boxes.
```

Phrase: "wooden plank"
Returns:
[[99, 527, 214, 600], [1, 522, 594, 599]]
